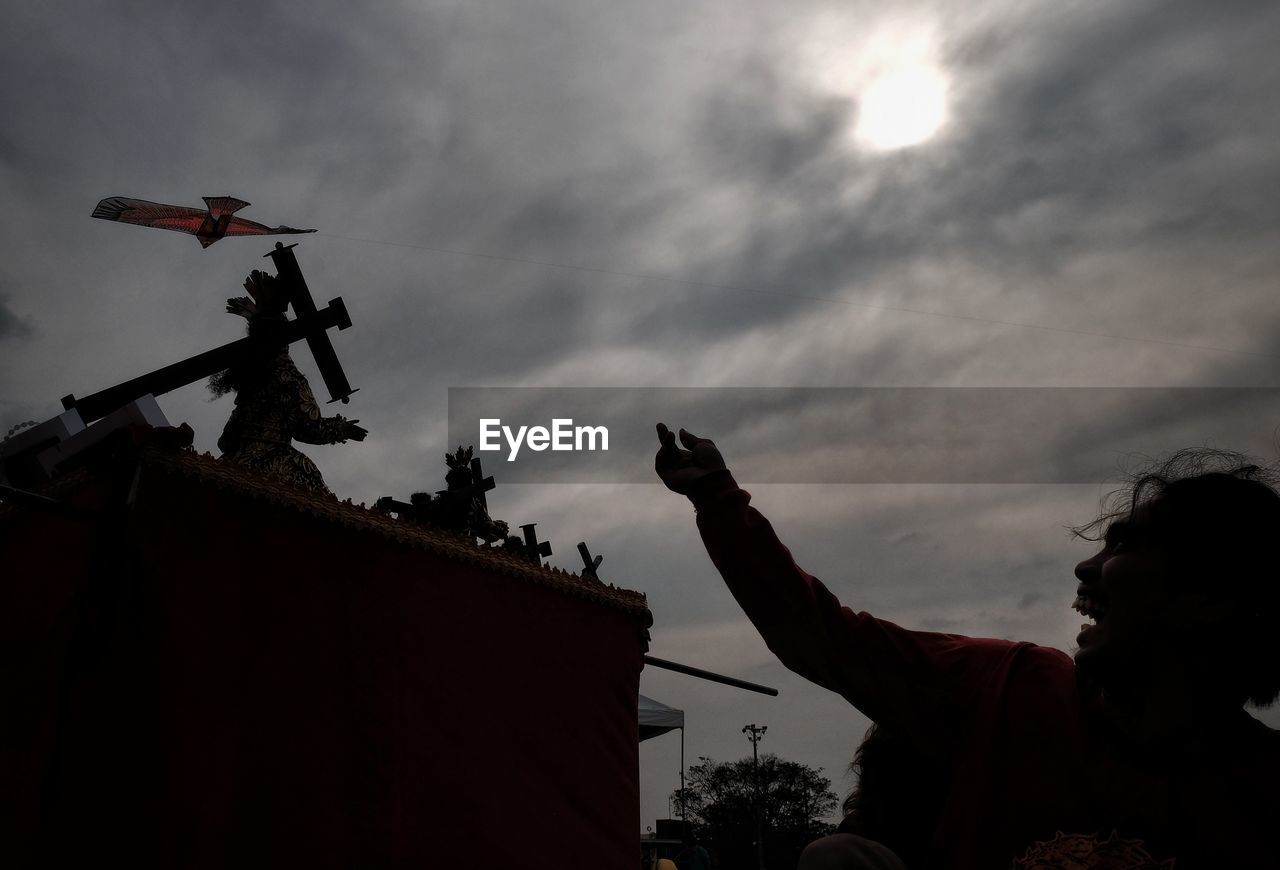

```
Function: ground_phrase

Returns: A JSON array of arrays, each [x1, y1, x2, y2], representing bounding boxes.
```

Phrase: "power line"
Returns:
[[317, 232, 1280, 363]]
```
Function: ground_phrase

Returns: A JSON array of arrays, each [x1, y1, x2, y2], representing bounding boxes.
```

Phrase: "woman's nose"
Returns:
[[1074, 551, 1102, 582]]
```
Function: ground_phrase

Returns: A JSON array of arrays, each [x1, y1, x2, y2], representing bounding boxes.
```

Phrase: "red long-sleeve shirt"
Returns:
[[689, 471, 1280, 869]]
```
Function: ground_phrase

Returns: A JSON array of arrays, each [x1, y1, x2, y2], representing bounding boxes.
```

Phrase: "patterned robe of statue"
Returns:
[[217, 348, 353, 494]]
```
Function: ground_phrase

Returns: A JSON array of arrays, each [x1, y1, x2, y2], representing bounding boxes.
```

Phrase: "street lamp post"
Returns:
[[742, 724, 767, 870]]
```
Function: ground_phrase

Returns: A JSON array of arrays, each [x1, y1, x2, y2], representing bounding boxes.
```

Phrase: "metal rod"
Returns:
[[643, 655, 779, 696]]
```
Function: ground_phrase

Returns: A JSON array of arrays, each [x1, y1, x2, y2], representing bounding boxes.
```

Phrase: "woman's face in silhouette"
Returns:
[[1071, 502, 1188, 683]]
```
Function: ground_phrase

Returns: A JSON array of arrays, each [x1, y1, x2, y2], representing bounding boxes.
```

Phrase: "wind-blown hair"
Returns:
[[1072, 448, 1280, 706], [839, 724, 948, 867]]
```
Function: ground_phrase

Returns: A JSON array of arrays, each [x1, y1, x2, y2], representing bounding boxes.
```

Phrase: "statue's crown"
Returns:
[[243, 269, 288, 316], [445, 445, 474, 470]]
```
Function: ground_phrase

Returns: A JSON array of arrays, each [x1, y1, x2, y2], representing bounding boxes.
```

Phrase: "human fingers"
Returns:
[[656, 422, 681, 455], [678, 428, 710, 450], [655, 423, 686, 472]]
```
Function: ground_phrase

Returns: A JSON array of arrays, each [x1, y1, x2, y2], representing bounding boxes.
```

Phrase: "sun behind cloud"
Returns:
[[797, 13, 951, 152], [855, 63, 948, 150]]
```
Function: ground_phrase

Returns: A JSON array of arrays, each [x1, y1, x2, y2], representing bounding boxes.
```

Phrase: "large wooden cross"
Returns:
[[61, 242, 356, 424]]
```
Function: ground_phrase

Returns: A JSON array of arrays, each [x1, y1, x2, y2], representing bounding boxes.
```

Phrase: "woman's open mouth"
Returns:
[[1072, 589, 1107, 631]]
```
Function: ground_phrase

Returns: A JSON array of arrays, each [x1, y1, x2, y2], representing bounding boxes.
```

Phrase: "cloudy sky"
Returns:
[[4, 0, 1280, 832]]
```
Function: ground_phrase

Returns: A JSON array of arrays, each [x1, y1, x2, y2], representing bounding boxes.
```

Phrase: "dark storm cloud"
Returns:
[[8, 0, 1275, 474], [607, 54, 919, 342], [1, 2, 455, 213], [942, 0, 1280, 244], [694, 56, 850, 186], [602, 0, 1280, 365], [494, 173, 682, 265], [533, 0, 1280, 520], [0, 294, 33, 340]]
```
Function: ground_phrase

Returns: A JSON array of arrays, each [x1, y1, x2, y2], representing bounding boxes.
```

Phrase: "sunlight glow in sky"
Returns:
[[799, 13, 950, 151], [854, 63, 948, 149]]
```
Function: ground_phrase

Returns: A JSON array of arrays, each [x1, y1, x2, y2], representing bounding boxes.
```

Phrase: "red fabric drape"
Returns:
[[1, 435, 648, 869]]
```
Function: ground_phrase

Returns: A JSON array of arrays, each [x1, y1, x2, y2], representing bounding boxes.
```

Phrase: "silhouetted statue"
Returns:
[[377, 447, 510, 544], [211, 270, 366, 494], [414, 446, 509, 543], [495, 522, 552, 565]]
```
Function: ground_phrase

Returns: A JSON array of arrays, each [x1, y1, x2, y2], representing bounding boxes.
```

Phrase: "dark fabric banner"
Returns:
[[1, 436, 649, 869]]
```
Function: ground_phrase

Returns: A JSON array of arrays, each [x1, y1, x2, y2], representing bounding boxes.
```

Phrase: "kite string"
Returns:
[[315, 232, 1279, 363]]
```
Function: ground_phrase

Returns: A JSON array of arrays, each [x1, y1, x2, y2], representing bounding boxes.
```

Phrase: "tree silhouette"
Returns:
[[672, 754, 837, 869]]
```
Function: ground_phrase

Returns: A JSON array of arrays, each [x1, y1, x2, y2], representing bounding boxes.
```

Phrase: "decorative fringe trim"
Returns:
[[137, 446, 652, 621]]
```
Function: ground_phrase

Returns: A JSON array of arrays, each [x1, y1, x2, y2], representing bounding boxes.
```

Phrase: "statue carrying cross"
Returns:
[[211, 272, 365, 493]]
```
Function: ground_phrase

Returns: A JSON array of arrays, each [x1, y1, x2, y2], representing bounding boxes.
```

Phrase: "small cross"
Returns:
[[576, 541, 603, 580], [520, 523, 553, 565]]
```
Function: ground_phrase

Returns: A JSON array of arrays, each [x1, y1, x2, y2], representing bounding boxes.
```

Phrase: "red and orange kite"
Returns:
[[91, 195, 316, 248]]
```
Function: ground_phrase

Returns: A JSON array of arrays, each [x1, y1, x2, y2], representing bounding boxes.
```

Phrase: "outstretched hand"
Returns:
[[654, 423, 726, 494], [342, 419, 368, 442]]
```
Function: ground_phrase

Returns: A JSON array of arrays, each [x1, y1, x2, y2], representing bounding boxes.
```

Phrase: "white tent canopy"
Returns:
[[639, 694, 684, 741]]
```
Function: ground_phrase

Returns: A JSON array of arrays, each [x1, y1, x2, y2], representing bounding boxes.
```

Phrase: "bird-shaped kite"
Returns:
[[91, 195, 316, 248]]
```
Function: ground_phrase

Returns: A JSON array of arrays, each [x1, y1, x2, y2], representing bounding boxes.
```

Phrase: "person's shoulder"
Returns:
[[1240, 711, 1280, 753], [868, 620, 1077, 686], [938, 635, 1076, 693], [1007, 640, 1077, 686], [1018, 640, 1075, 667], [1218, 712, 1280, 801], [905, 626, 1073, 668]]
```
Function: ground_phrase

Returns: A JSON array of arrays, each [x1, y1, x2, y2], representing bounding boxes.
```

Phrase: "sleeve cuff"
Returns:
[[687, 469, 741, 511]]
